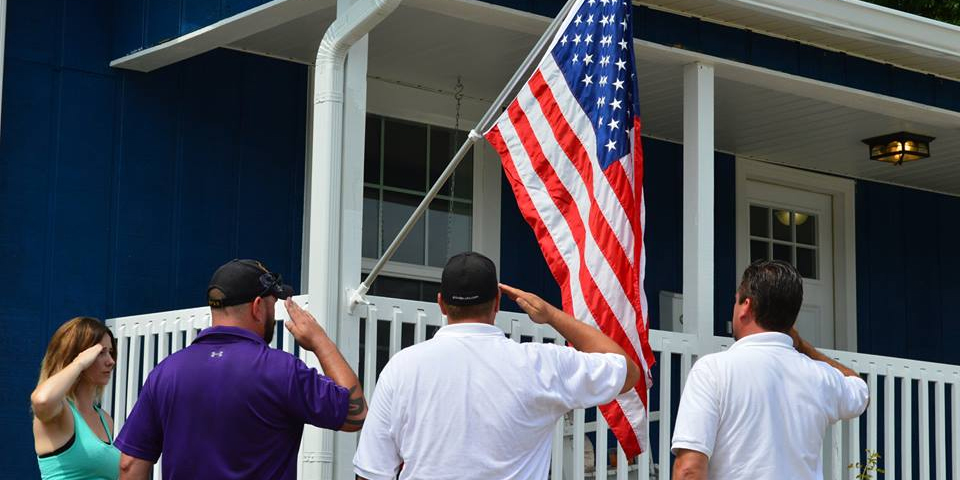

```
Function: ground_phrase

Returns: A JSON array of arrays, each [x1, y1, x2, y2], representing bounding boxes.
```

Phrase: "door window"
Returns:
[[748, 205, 819, 279]]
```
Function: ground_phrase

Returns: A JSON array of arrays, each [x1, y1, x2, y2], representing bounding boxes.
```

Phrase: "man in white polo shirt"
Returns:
[[672, 260, 869, 479], [354, 251, 641, 480]]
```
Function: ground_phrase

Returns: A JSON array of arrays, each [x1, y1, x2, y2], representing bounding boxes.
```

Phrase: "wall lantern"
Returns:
[[862, 131, 934, 165]]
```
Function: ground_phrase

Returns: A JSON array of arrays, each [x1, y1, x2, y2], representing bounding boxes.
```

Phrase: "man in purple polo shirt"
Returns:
[[115, 259, 367, 479]]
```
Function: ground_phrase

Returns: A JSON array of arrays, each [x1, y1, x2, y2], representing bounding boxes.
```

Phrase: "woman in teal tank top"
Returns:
[[32, 317, 119, 479]]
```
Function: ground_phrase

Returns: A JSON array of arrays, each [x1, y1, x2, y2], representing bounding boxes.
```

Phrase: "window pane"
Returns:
[[796, 247, 817, 279], [381, 191, 425, 264], [772, 243, 792, 263], [364, 115, 381, 184], [362, 187, 379, 258], [427, 199, 473, 267], [430, 128, 453, 196], [429, 128, 474, 200], [453, 147, 474, 200], [383, 118, 427, 191], [772, 209, 792, 241], [749, 205, 768, 237], [750, 240, 768, 263], [796, 213, 816, 246]]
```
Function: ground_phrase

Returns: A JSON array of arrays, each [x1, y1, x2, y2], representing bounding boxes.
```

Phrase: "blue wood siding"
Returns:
[[857, 181, 960, 365], [1, 2, 306, 476], [113, 0, 274, 58], [500, 137, 737, 336]]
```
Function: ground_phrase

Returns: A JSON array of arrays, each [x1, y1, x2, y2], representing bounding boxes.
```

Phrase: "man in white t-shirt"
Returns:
[[353, 251, 641, 480], [672, 260, 869, 479]]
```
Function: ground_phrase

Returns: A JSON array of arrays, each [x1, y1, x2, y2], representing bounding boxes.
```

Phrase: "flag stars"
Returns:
[[600, 35, 612, 47], [613, 78, 624, 90], [573, 34, 582, 45], [585, 34, 593, 45], [608, 119, 620, 131], [600, 55, 611, 67], [583, 53, 594, 65], [582, 74, 593, 86], [600, 15, 611, 27], [619, 39, 628, 50], [560, 35, 568, 46], [599, 75, 608, 86], [572, 53, 579, 64], [610, 98, 622, 110], [621, 18, 628, 30], [615, 58, 627, 71], [586, 14, 594, 25], [574, 15, 582, 26], [605, 139, 617, 151], [596, 96, 606, 107]]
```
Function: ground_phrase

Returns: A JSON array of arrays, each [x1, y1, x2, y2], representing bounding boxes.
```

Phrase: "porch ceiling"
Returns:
[[227, 0, 960, 196]]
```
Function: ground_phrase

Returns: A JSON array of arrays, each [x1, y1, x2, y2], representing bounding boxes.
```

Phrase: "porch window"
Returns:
[[748, 205, 818, 279], [361, 114, 474, 301]]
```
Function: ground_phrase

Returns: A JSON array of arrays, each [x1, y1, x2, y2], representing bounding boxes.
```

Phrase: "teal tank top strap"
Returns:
[[95, 405, 112, 443]]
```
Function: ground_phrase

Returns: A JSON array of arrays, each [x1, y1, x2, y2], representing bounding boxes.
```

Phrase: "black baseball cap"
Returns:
[[440, 252, 499, 306], [207, 259, 294, 308]]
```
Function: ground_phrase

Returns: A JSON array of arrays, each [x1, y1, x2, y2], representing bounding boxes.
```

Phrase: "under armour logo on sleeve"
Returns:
[[210, 351, 224, 358]]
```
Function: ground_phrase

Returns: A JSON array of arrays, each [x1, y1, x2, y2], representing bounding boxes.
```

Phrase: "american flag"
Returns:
[[485, 0, 654, 456]]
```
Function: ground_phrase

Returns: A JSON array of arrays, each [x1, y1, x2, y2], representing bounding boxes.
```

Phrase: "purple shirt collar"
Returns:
[[194, 325, 266, 345]]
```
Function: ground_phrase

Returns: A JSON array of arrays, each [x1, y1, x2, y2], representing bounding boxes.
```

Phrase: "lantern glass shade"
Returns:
[[862, 132, 934, 165]]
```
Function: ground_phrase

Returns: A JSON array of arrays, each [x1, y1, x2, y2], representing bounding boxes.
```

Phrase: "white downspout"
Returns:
[[301, 0, 401, 478]]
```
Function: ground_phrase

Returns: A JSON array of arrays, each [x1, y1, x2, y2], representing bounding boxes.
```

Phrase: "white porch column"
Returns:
[[682, 62, 715, 341], [299, 25, 369, 480]]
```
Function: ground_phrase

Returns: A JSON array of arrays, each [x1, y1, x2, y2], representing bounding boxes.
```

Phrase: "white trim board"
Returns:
[[735, 158, 858, 351]]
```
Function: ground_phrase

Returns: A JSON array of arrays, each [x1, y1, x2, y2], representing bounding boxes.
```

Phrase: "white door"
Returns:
[[737, 180, 835, 348]]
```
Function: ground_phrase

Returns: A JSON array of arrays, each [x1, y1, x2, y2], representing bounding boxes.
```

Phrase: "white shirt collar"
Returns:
[[729, 331, 793, 350], [434, 322, 505, 338]]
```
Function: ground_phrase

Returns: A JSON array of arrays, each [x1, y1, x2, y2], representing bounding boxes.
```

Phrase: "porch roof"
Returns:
[[110, 0, 960, 196], [639, 0, 960, 82]]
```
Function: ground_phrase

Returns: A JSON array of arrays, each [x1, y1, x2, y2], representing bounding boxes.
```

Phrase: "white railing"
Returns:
[[106, 296, 960, 479]]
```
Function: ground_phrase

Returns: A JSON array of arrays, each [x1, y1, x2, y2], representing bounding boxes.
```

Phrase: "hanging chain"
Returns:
[[448, 76, 465, 252]]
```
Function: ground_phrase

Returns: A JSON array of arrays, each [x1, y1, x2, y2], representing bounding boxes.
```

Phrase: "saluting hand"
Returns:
[[74, 344, 105, 370], [499, 283, 560, 325], [284, 298, 329, 353]]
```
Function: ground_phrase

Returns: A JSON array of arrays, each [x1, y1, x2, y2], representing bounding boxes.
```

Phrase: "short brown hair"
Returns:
[[444, 299, 497, 321], [36, 317, 114, 405], [736, 260, 803, 332]]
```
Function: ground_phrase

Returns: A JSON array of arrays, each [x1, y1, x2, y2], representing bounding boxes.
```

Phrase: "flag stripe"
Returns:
[[486, 126, 576, 316]]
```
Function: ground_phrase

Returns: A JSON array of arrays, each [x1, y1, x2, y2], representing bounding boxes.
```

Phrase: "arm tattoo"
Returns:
[[347, 385, 367, 418]]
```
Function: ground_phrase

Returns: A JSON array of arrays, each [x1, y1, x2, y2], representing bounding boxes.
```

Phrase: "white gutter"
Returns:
[[301, 0, 400, 478]]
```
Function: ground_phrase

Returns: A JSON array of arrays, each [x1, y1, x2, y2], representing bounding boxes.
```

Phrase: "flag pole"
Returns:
[[349, 0, 579, 310]]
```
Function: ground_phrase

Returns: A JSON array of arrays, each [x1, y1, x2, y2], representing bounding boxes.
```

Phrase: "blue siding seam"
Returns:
[[107, 76, 128, 319], [233, 56, 244, 259], [171, 67, 186, 310], [44, 66, 64, 338]]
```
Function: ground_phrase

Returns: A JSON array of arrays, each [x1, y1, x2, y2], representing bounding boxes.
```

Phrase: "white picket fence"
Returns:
[[105, 295, 960, 479]]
